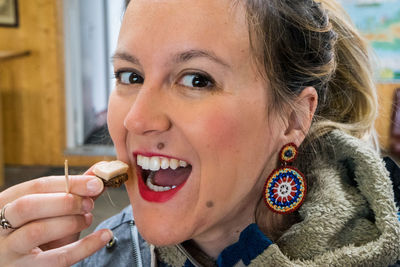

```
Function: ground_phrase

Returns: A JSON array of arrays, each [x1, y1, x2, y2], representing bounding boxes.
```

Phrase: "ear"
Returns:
[[283, 87, 318, 146]]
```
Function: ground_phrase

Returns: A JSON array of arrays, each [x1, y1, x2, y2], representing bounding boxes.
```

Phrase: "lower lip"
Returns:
[[136, 167, 188, 203]]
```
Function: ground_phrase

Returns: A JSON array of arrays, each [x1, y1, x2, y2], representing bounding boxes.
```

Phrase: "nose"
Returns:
[[123, 87, 172, 135]]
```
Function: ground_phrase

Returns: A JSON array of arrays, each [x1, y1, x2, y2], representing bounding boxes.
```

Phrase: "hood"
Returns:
[[157, 130, 400, 266]]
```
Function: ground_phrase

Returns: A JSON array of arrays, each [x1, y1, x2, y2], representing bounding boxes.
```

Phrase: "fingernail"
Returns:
[[87, 178, 103, 194], [84, 213, 93, 224], [101, 230, 113, 242], [82, 198, 93, 212]]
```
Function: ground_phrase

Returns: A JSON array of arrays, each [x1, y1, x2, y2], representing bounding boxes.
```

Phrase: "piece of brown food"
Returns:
[[93, 161, 129, 188], [101, 173, 128, 188]]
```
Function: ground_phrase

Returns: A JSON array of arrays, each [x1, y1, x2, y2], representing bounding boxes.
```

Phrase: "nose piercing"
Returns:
[[157, 143, 165, 150]]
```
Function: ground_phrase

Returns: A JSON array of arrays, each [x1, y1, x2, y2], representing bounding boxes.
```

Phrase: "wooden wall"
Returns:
[[376, 83, 399, 152], [0, 95, 3, 185], [0, 0, 113, 167]]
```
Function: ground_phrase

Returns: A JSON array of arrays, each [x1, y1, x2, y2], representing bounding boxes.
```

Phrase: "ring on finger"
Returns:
[[1, 203, 17, 230]]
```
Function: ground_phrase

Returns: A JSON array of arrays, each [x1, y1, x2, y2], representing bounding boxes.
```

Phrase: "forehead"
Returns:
[[118, 0, 249, 61], [123, 0, 245, 32]]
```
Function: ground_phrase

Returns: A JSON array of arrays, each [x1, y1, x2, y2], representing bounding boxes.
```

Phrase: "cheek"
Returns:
[[107, 92, 130, 161], [185, 107, 270, 222], [201, 114, 240, 150], [187, 106, 266, 192], [189, 102, 274, 189], [191, 105, 263, 156]]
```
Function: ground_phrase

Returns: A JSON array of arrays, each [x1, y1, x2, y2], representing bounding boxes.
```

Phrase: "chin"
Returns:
[[125, 165, 202, 246], [126, 190, 190, 246], [135, 216, 191, 246]]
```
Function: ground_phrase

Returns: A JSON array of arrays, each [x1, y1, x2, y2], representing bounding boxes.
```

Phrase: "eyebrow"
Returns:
[[112, 52, 140, 65], [173, 49, 231, 69], [112, 49, 231, 69]]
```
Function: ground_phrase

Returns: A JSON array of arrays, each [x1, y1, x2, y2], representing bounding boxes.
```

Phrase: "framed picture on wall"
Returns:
[[0, 0, 18, 27]]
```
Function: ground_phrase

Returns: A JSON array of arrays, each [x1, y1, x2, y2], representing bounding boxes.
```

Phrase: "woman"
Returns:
[[1, 0, 400, 266]]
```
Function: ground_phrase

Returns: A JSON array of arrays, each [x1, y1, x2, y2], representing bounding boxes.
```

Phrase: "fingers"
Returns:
[[4, 193, 94, 229], [37, 176, 104, 196], [6, 214, 93, 254], [39, 233, 80, 251], [83, 162, 109, 202], [0, 176, 104, 206], [26, 229, 113, 267]]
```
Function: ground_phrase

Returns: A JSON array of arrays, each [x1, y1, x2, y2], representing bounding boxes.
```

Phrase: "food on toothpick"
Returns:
[[93, 160, 129, 188]]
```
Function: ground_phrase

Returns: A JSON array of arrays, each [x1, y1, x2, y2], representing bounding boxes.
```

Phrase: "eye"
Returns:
[[115, 71, 144, 85], [178, 73, 214, 89]]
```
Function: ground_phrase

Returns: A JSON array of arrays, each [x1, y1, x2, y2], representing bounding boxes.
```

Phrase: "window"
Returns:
[[63, 0, 125, 155]]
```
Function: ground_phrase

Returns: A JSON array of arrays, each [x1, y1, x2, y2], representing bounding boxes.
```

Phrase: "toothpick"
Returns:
[[65, 159, 70, 193]]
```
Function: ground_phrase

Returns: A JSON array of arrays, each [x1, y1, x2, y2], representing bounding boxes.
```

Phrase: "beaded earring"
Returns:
[[263, 143, 306, 214]]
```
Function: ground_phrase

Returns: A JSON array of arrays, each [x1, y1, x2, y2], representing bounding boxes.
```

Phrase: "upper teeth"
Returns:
[[137, 155, 188, 171]]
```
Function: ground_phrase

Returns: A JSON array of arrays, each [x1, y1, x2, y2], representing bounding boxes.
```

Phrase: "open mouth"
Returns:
[[135, 154, 192, 202]]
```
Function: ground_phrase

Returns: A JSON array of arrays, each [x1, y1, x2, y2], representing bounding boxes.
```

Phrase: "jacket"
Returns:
[[74, 130, 400, 266]]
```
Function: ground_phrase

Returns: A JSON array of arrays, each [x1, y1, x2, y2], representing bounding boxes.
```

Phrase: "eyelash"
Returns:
[[178, 72, 215, 90], [114, 70, 144, 85], [114, 70, 216, 90]]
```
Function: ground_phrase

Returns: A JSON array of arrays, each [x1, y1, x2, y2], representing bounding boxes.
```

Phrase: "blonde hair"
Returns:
[[245, 0, 378, 239]]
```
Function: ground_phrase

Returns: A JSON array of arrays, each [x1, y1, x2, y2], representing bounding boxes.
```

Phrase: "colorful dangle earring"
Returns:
[[263, 143, 306, 214]]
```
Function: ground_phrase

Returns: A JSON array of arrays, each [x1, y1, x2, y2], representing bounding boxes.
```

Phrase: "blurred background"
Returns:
[[0, 0, 399, 234], [0, 0, 130, 235]]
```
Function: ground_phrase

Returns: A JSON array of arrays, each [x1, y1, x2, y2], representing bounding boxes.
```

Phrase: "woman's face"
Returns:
[[108, 0, 286, 246]]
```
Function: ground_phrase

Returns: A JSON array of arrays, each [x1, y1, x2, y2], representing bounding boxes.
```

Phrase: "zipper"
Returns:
[[176, 244, 203, 267], [130, 220, 144, 266]]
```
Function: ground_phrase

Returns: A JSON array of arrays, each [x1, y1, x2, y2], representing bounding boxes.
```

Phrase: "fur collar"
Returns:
[[156, 130, 400, 266]]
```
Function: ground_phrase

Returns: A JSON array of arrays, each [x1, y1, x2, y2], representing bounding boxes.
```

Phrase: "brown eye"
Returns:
[[115, 71, 144, 84], [178, 73, 214, 89]]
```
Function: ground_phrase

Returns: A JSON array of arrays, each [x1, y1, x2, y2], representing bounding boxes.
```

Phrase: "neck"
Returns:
[[191, 171, 269, 260], [192, 200, 257, 259]]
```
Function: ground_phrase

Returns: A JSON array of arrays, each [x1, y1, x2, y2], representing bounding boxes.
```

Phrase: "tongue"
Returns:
[[152, 166, 192, 187]]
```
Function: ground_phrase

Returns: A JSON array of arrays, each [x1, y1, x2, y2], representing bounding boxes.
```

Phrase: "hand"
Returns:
[[0, 172, 113, 267]]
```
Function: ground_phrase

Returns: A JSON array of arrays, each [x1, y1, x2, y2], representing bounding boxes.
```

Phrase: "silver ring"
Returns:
[[1, 203, 16, 230]]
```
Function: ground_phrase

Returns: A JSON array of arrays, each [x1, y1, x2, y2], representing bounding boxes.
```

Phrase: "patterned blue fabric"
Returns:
[[183, 260, 196, 267], [216, 223, 272, 267]]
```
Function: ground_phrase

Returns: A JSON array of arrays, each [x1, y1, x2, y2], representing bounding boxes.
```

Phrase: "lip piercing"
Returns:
[[157, 143, 165, 150]]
